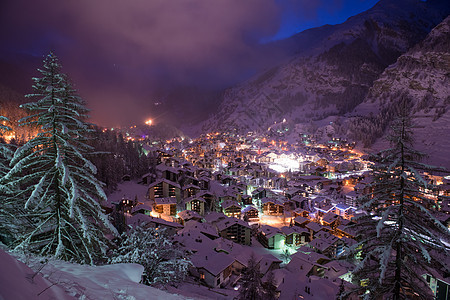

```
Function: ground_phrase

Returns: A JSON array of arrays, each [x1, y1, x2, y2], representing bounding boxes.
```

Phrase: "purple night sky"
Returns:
[[0, 0, 378, 127]]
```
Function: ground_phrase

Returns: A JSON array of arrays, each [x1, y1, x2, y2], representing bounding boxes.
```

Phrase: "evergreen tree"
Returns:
[[0, 115, 15, 244], [1, 52, 117, 263], [110, 226, 190, 287], [0, 115, 12, 177], [280, 248, 292, 264], [336, 279, 345, 300], [348, 99, 450, 299], [239, 254, 263, 300], [262, 270, 278, 300]]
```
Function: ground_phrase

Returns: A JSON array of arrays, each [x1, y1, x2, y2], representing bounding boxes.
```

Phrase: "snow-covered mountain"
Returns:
[[349, 15, 450, 168], [201, 0, 450, 134]]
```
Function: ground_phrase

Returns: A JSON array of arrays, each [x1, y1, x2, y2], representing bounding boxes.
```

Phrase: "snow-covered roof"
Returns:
[[277, 275, 339, 300], [154, 197, 177, 205], [305, 221, 323, 233], [107, 181, 148, 205], [308, 238, 333, 252], [177, 210, 202, 220], [323, 260, 354, 280], [128, 214, 183, 229], [261, 197, 283, 205], [190, 252, 235, 276], [215, 217, 250, 231], [131, 203, 153, 214], [156, 163, 180, 173], [293, 216, 310, 225], [322, 212, 340, 224], [241, 205, 258, 213], [148, 178, 181, 189], [280, 226, 308, 235], [260, 225, 284, 239], [221, 200, 241, 210], [182, 220, 219, 239], [203, 211, 227, 224]]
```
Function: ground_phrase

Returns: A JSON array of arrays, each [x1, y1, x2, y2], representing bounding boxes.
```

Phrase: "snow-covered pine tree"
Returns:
[[262, 270, 278, 300], [348, 98, 450, 299], [0, 115, 16, 244], [238, 253, 264, 300], [0, 114, 12, 178], [1, 52, 117, 264], [109, 226, 190, 286]]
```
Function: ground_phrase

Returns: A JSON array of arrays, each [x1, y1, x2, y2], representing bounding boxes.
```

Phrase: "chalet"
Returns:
[[156, 163, 179, 182], [128, 213, 183, 236], [241, 195, 253, 206], [258, 225, 285, 249], [252, 187, 268, 200], [181, 220, 219, 240], [335, 224, 356, 239], [153, 197, 177, 216], [204, 211, 228, 224], [321, 212, 341, 230], [197, 176, 210, 190], [323, 260, 354, 284], [196, 191, 217, 213], [141, 172, 156, 185], [281, 226, 309, 246], [215, 217, 251, 245], [177, 210, 203, 225], [221, 200, 242, 219], [259, 254, 282, 275], [182, 184, 202, 199], [156, 149, 173, 164], [183, 196, 206, 215], [285, 187, 306, 199], [334, 203, 356, 220], [274, 270, 341, 300], [344, 190, 358, 207], [286, 250, 330, 278], [232, 251, 262, 275], [147, 178, 181, 203], [116, 197, 136, 214], [308, 238, 338, 258], [293, 216, 310, 228], [242, 205, 259, 221], [292, 208, 310, 218], [306, 221, 324, 241], [130, 203, 152, 216], [261, 198, 284, 216], [190, 252, 235, 288]]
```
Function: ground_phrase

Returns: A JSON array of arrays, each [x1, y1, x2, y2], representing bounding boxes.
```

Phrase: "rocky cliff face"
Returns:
[[349, 15, 450, 168], [202, 0, 450, 134]]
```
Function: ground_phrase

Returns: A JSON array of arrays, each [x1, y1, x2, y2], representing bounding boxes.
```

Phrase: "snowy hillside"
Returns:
[[0, 248, 187, 300], [349, 15, 450, 169], [201, 0, 450, 134]]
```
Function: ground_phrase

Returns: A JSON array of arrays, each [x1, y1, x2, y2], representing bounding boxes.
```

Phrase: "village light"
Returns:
[[145, 119, 153, 126]]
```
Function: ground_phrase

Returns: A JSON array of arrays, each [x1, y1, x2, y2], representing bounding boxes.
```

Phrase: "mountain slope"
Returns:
[[349, 15, 450, 168], [201, 0, 450, 134]]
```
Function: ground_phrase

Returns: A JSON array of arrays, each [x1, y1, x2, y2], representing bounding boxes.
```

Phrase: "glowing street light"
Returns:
[[145, 119, 153, 126]]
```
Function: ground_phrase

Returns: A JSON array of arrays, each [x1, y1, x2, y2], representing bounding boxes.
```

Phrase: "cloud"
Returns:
[[0, 0, 285, 126], [3, 0, 281, 82]]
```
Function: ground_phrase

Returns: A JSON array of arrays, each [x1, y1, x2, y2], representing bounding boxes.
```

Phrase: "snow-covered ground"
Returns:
[[0, 247, 188, 300], [106, 180, 149, 205]]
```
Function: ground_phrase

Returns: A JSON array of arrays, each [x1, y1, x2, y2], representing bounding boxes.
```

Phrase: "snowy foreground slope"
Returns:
[[0, 248, 187, 300]]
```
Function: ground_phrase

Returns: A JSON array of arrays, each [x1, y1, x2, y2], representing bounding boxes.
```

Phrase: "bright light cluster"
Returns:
[[268, 154, 300, 173], [145, 119, 152, 126]]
